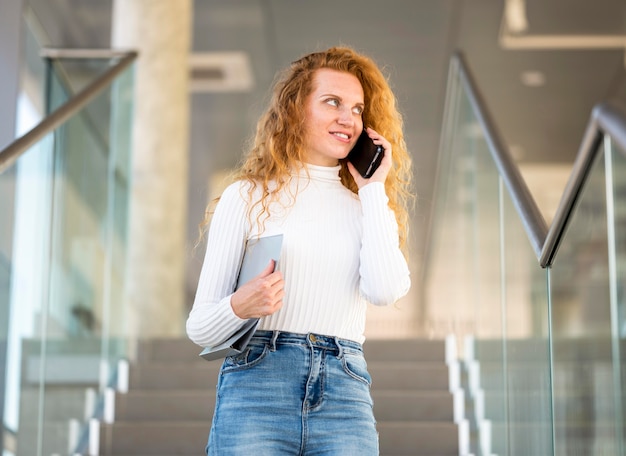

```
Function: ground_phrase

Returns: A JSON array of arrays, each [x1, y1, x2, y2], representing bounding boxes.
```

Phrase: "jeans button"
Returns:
[[309, 334, 317, 343]]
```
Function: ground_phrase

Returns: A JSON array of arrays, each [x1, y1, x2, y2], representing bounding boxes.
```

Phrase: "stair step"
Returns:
[[474, 363, 623, 393], [365, 338, 450, 362], [136, 338, 207, 362], [99, 421, 208, 455], [373, 391, 456, 421], [370, 362, 451, 391], [115, 390, 216, 421], [472, 338, 626, 362], [127, 361, 451, 391], [480, 391, 613, 421], [100, 421, 461, 455], [487, 421, 619, 455], [128, 364, 221, 389], [114, 389, 455, 422], [378, 422, 460, 455]]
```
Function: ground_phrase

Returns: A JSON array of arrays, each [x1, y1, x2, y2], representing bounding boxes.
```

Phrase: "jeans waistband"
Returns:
[[251, 330, 363, 354]]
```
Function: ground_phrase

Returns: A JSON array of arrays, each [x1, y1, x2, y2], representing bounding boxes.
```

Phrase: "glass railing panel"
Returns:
[[429, 53, 626, 456], [1, 134, 54, 456], [37, 58, 133, 455], [549, 143, 621, 455], [2, 15, 54, 456], [501, 189, 553, 455], [102, 64, 133, 355], [471, 149, 508, 456], [426, 71, 481, 341], [48, 57, 120, 145], [427, 70, 508, 455], [430, 60, 556, 455], [427, 72, 504, 341], [1, 53, 134, 455], [606, 136, 626, 455]]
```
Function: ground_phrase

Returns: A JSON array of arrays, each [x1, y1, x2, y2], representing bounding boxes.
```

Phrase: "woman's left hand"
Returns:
[[347, 127, 392, 189]]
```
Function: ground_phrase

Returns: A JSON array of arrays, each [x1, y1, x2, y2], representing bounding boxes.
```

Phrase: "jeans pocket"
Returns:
[[341, 349, 372, 386], [222, 343, 268, 373]]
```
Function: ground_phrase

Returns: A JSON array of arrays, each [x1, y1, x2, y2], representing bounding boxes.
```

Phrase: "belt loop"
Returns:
[[334, 336, 344, 359], [270, 330, 279, 351]]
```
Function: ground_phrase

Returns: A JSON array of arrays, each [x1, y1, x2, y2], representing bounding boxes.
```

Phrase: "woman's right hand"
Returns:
[[230, 260, 284, 319]]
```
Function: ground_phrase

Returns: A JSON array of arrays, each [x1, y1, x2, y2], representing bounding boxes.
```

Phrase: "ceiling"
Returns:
[[27, 0, 626, 299]]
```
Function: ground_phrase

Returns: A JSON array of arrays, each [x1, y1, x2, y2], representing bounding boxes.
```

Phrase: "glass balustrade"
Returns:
[[0, 22, 134, 456], [548, 137, 625, 455], [430, 57, 626, 455], [426, 58, 626, 455], [608, 137, 626, 455]]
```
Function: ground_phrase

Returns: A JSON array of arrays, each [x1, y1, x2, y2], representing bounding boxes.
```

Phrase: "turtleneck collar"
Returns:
[[292, 162, 342, 184]]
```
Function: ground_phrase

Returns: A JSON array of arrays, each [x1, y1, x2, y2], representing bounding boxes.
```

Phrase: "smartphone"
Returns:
[[347, 130, 384, 178]]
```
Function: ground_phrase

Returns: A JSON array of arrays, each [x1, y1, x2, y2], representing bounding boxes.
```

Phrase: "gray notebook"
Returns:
[[199, 234, 283, 361]]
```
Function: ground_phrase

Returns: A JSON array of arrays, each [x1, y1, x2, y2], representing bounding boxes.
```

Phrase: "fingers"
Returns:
[[258, 259, 276, 277], [254, 278, 285, 316], [365, 127, 392, 155], [253, 270, 284, 307], [231, 267, 285, 319]]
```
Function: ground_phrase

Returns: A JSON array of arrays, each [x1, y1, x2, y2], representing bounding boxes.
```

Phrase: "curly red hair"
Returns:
[[203, 46, 414, 252]]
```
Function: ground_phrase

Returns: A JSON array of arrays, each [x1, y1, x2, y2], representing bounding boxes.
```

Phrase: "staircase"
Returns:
[[463, 337, 625, 456], [94, 337, 468, 455]]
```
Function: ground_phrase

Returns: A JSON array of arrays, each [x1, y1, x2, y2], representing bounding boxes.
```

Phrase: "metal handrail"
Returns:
[[540, 101, 626, 267], [451, 51, 626, 267], [0, 50, 137, 174]]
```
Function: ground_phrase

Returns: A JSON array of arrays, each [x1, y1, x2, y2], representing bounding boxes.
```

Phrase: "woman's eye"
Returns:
[[325, 98, 339, 107], [352, 106, 364, 115]]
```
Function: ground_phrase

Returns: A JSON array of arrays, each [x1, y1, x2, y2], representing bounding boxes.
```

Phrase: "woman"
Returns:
[[187, 46, 413, 455]]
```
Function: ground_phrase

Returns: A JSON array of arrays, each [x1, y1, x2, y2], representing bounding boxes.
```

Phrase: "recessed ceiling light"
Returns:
[[520, 70, 546, 87], [188, 52, 254, 93]]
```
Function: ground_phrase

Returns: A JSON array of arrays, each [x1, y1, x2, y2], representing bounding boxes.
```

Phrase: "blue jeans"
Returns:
[[207, 330, 379, 455]]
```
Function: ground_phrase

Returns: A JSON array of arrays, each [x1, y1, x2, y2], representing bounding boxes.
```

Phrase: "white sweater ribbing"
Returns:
[[186, 163, 410, 346]]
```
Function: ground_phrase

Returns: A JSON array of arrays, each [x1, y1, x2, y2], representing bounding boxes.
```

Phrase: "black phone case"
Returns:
[[347, 130, 384, 178]]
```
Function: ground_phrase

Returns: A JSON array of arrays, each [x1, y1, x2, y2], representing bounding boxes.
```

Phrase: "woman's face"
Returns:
[[302, 68, 364, 166]]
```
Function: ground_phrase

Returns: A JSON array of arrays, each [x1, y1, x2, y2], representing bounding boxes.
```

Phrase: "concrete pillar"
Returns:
[[111, 0, 192, 338]]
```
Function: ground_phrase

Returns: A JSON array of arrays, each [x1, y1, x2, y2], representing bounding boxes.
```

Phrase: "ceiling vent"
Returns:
[[189, 51, 254, 93]]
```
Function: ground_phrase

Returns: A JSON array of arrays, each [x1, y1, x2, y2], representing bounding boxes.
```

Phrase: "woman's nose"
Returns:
[[337, 106, 354, 125]]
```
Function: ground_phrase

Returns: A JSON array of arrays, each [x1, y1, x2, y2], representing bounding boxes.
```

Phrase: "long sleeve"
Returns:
[[186, 182, 250, 347], [358, 182, 411, 306]]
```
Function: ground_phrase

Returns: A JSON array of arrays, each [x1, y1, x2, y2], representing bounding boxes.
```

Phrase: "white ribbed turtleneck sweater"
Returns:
[[186, 163, 410, 345]]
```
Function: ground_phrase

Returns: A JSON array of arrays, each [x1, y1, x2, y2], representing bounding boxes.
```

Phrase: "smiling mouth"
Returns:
[[332, 132, 350, 140]]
